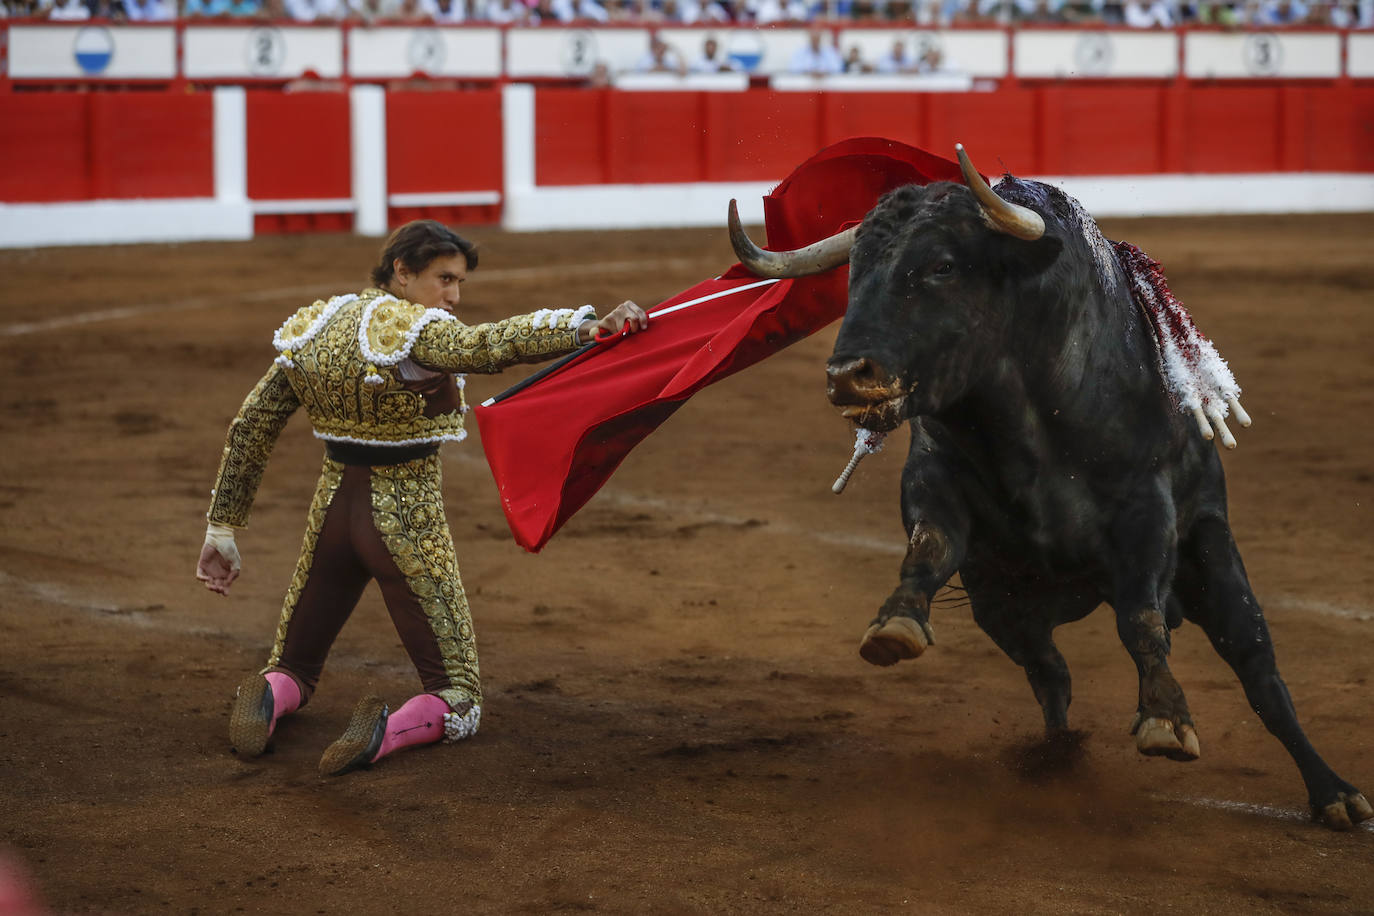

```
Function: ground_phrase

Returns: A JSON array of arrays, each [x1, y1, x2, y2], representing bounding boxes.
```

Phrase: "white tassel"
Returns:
[[443, 705, 481, 742], [832, 428, 887, 494]]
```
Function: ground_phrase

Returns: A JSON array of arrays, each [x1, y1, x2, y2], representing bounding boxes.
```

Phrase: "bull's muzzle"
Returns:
[[826, 357, 909, 431]]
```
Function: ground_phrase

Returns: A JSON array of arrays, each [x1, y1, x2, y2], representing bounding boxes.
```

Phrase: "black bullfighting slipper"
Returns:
[[319, 695, 389, 777], [229, 674, 275, 757]]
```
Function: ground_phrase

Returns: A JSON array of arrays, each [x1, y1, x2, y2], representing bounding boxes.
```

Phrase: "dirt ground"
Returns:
[[0, 212, 1371, 915]]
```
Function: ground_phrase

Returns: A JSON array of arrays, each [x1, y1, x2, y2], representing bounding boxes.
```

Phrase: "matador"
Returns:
[[196, 220, 648, 776]]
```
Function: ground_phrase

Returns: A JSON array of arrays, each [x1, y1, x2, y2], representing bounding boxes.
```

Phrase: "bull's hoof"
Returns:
[[859, 616, 929, 667], [1316, 792, 1374, 831], [1132, 715, 1200, 762]]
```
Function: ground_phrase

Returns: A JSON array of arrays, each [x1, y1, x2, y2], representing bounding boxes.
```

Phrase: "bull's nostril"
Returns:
[[827, 357, 874, 383], [828, 357, 882, 388], [827, 357, 889, 405]]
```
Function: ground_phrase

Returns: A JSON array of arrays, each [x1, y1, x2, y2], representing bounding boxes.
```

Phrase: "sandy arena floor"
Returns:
[[0, 213, 1371, 914]]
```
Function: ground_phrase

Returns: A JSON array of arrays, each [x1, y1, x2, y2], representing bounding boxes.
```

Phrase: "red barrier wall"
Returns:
[[4, 83, 1371, 212], [0, 94, 90, 202], [0, 93, 213, 203], [386, 89, 503, 194], [246, 91, 352, 201], [533, 82, 1374, 185]]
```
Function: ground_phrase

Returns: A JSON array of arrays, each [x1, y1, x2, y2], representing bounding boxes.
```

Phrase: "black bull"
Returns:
[[727, 147, 1370, 830]]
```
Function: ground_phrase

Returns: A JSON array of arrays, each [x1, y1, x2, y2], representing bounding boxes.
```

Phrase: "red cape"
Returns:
[[475, 137, 965, 552]]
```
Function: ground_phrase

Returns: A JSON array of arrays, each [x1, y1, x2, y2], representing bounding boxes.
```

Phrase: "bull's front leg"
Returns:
[[860, 424, 970, 667], [1110, 479, 1201, 761]]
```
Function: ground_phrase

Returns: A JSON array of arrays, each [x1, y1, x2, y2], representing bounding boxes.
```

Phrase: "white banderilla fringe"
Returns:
[[832, 428, 888, 494]]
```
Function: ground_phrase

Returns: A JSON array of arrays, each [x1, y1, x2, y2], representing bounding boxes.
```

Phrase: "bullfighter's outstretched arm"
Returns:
[[409, 310, 593, 374], [409, 301, 649, 374]]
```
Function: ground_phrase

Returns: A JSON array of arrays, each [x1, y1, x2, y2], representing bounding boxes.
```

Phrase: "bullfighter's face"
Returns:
[[390, 252, 469, 313]]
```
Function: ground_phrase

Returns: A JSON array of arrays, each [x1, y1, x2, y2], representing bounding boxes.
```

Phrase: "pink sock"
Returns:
[[264, 672, 302, 736], [373, 694, 449, 762]]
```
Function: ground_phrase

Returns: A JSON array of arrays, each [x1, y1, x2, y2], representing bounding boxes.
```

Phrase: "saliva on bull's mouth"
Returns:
[[836, 395, 907, 433], [825, 357, 913, 432]]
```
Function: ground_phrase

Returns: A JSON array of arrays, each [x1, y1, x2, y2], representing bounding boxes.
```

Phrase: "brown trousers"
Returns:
[[264, 454, 480, 711]]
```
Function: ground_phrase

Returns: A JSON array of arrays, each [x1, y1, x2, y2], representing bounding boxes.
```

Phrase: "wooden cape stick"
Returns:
[[479, 278, 780, 408]]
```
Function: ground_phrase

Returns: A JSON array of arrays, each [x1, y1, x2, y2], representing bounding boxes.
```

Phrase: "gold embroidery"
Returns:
[[265, 457, 344, 669], [272, 290, 576, 447], [207, 364, 301, 528], [364, 299, 427, 359], [283, 301, 326, 341], [370, 454, 481, 707], [410, 307, 580, 374]]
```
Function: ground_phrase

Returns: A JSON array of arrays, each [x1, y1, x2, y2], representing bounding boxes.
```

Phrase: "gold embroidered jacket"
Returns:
[[206, 288, 591, 528]]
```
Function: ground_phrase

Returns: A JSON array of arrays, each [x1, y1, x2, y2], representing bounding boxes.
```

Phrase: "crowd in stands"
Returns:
[[1, 0, 1370, 26]]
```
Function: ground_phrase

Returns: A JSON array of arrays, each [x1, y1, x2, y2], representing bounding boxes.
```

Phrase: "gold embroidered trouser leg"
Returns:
[[264, 458, 355, 702], [264, 454, 480, 711], [368, 454, 480, 710]]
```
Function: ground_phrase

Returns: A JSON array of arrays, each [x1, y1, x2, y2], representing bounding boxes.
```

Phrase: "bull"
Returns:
[[726, 145, 1371, 830]]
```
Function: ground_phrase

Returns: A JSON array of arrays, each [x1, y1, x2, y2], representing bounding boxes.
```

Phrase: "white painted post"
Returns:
[[350, 84, 388, 237], [212, 86, 247, 204], [501, 82, 535, 231]]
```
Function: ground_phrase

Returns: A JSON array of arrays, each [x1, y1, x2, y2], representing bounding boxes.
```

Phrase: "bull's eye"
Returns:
[[934, 261, 954, 277]]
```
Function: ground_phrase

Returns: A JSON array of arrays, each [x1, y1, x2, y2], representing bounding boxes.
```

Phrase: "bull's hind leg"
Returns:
[[1176, 516, 1372, 830], [963, 567, 1098, 732], [860, 422, 969, 667]]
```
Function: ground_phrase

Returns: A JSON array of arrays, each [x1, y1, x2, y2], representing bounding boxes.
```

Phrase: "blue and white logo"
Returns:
[[726, 32, 764, 73], [74, 26, 114, 75]]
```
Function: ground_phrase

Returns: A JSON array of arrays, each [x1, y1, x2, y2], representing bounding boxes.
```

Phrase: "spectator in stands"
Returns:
[[1024, 0, 1070, 20], [752, 0, 809, 21], [528, 0, 563, 21], [184, 0, 264, 17], [285, 0, 351, 20], [84, 0, 128, 15], [842, 44, 872, 72], [1327, 0, 1372, 27], [972, 0, 1037, 20], [1123, 0, 1173, 25], [564, 0, 612, 19], [914, 0, 966, 24], [351, 0, 385, 20], [124, 0, 173, 16], [419, 0, 467, 19], [875, 37, 918, 72], [48, 0, 91, 18], [634, 32, 688, 73], [690, 34, 739, 71], [583, 59, 613, 85], [1249, 0, 1308, 23], [675, 0, 732, 21], [484, 0, 531, 23], [788, 26, 844, 74]]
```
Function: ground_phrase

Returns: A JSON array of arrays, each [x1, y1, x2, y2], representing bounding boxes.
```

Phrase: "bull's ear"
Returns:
[[1005, 232, 1063, 276]]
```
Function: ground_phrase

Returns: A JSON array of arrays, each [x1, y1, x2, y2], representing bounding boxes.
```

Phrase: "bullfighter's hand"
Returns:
[[197, 523, 242, 595], [587, 300, 649, 340]]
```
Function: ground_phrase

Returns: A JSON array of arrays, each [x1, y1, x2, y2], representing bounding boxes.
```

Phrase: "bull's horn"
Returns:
[[728, 199, 857, 279], [956, 143, 1045, 241]]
